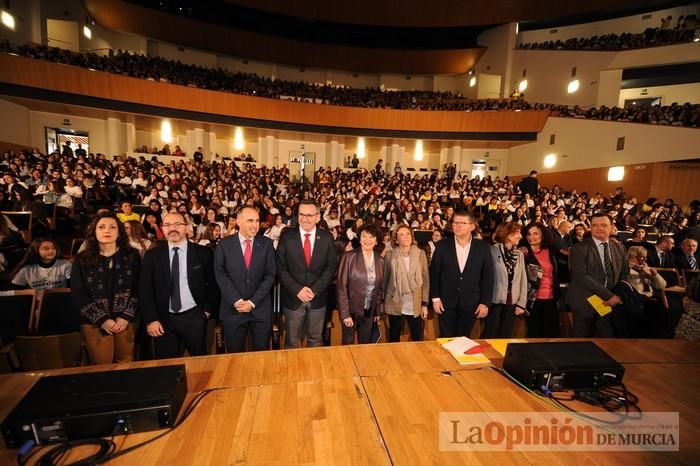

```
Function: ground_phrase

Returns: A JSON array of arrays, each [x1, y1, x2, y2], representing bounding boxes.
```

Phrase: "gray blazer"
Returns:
[[567, 237, 629, 316], [490, 244, 528, 308]]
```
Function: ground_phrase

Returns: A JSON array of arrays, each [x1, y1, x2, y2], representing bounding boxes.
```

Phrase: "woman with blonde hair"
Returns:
[[383, 224, 430, 342]]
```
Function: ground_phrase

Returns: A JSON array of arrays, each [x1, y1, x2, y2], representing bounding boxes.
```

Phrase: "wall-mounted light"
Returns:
[[544, 153, 556, 168], [160, 120, 173, 144], [608, 166, 625, 181], [1, 11, 15, 30], [83, 25, 92, 39], [414, 140, 424, 161], [357, 137, 366, 158], [567, 79, 580, 94], [469, 76, 477, 87], [518, 79, 528, 92], [233, 127, 245, 151]]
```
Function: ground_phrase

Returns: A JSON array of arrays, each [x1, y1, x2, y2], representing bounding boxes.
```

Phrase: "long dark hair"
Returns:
[[520, 222, 553, 250], [77, 212, 132, 266], [12, 237, 62, 276]]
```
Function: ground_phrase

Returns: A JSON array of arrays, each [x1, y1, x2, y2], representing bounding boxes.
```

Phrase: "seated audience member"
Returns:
[[676, 238, 699, 270], [625, 227, 649, 250], [117, 200, 141, 223], [142, 212, 164, 241], [483, 222, 527, 338], [676, 277, 700, 341], [628, 246, 667, 296], [648, 235, 677, 268], [123, 219, 152, 258], [11, 238, 72, 290]]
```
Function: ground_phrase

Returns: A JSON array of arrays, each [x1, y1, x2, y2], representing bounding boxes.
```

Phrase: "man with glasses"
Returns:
[[429, 210, 493, 338], [277, 200, 337, 348], [140, 212, 220, 358]]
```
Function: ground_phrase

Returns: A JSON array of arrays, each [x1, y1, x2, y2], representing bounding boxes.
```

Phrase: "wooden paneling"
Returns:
[[0, 141, 33, 153], [0, 54, 550, 136], [650, 162, 700, 206], [511, 162, 699, 207]]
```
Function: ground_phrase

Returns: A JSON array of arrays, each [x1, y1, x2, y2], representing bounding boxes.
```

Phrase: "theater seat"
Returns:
[[14, 333, 83, 370]]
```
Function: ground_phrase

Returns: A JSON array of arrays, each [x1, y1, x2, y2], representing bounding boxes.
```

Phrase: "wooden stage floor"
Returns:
[[1, 339, 699, 465]]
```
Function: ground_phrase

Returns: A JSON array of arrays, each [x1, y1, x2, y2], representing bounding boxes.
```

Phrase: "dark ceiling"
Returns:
[[86, 0, 695, 75]]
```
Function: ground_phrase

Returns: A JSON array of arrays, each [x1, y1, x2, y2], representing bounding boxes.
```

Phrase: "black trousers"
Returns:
[[482, 303, 518, 338], [153, 308, 208, 359], [223, 313, 271, 353], [438, 306, 477, 338], [388, 314, 424, 342], [527, 299, 560, 338], [341, 314, 374, 345]]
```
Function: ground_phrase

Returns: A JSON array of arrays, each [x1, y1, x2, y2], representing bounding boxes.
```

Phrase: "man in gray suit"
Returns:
[[214, 206, 277, 352], [567, 212, 629, 337]]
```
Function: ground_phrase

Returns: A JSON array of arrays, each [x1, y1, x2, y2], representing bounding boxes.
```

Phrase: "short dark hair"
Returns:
[[358, 224, 382, 240], [298, 199, 320, 212], [590, 212, 613, 224], [453, 210, 476, 223]]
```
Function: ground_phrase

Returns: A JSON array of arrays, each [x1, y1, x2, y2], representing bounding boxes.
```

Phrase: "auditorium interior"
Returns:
[[0, 0, 699, 464]]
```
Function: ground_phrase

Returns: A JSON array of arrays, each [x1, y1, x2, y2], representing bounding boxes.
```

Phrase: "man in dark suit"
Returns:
[[140, 212, 219, 359], [567, 212, 629, 337], [429, 210, 494, 338], [277, 199, 337, 348], [214, 206, 276, 352], [552, 220, 573, 284], [518, 170, 539, 198], [647, 235, 677, 268], [676, 238, 699, 270]]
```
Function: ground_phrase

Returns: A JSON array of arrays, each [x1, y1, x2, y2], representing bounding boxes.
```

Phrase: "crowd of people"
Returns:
[[1, 146, 699, 367], [518, 15, 698, 51], [3, 41, 699, 127]]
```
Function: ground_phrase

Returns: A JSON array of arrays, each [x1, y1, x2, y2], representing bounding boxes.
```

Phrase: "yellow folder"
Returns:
[[587, 295, 612, 316]]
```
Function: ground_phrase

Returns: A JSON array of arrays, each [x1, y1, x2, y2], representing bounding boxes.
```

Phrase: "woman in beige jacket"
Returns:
[[383, 225, 430, 342]]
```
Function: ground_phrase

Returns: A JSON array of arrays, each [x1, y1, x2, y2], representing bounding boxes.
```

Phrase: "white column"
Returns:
[[125, 123, 136, 155], [105, 118, 123, 156], [191, 128, 205, 157], [263, 136, 275, 167], [206, 132, 216, 160]]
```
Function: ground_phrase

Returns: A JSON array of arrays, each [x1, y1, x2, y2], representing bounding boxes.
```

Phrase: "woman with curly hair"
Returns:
[[71, 212, 141, 364]]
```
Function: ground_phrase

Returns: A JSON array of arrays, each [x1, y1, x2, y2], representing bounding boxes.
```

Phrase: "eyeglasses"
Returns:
[[298, 213, 318, 219], [637, 256, 647, 261], [452, 221, 474, 226], [162, 222, 186, 228]]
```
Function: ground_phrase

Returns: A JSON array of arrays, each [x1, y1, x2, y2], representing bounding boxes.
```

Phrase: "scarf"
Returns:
[[389, 246, 423, 304]]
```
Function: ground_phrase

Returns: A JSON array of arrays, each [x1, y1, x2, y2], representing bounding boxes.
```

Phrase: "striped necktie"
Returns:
[[602, 242, 614, 287], [689, 255, 698, 270]]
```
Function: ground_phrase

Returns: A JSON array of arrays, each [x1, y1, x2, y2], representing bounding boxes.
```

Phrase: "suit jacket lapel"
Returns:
[[162, 243, 172, 286]]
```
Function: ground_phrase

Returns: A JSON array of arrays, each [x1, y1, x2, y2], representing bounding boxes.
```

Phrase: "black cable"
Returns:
[[21, 387, 230, 466]]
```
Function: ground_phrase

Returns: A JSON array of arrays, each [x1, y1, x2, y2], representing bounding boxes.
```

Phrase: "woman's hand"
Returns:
[[343, 317, 354, 327], [100, 319, 117, 335], [420, 305, 428, 320], [112, 317, 129, 333]]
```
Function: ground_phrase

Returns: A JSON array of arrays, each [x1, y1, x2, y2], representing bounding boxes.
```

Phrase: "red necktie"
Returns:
[[303, 233, 312, 267], [244, 239, 252, 269]]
